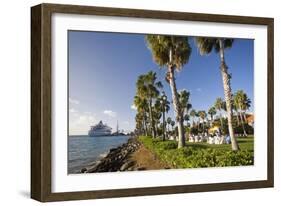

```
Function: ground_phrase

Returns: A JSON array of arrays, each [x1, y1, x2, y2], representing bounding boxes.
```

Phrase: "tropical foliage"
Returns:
[[134, 71, 162, 138], [133, 34, 253, 158], [146, 35, 192, 148], [233, 90, 252, 136], [195, 37, 239, 151]]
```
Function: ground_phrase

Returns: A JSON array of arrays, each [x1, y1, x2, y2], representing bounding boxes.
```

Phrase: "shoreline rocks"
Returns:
[[81, 137, 141, 173]]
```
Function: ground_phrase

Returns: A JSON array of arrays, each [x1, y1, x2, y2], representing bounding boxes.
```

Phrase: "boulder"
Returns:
[[120, 160, 135, 171], [80, 168, 87, 173]]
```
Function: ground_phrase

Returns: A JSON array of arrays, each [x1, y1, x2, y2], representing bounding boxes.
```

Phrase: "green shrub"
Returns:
[[139, 136, 254, 168]]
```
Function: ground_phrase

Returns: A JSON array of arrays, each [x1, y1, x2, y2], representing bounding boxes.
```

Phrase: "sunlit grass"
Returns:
[[138, 135, 254, 168]]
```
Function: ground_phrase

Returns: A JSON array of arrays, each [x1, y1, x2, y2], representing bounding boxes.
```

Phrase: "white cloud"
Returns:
[[76, 115, 95, 124], [69, 98, 80, 105], [69, 113, 96, 135], [196, 88, 202, 92], [103, 110, 117, 118], [131, 104, 137, 110]]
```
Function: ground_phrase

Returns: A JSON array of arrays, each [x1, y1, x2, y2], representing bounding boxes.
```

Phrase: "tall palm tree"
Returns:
[[195, 37, 239, 150], [146, 35, 191, 148], [241, 92, 251, 123], [166, 117, 172, 133], [155, 93, 170, 140], [234, 90, 251, 136], [178, 90, 192, 122], [134, 95, 149, 136], [136, 71, 163, 138], [208, 106, 216, 126], [183, 114, 189, 127], [195, 111, 200, 130], [171, 120, 175, 133], [190, 109, 197, 127], [214, 97, 225, 132], [135, 112, 143, 135], [152, 106, 162, 137], [198, 110, 207, 132], [232, 102, 241, 126]]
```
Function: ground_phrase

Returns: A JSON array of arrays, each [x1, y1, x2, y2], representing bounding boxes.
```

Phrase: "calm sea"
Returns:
[[68, 135, 131, 174]]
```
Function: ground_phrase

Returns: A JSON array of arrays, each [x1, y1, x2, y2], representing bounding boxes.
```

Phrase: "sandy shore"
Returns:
[[80, 137, 170, 173]]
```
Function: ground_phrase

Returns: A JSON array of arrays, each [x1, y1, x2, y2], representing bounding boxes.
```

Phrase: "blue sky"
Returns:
[[68, 31, 254, 135]]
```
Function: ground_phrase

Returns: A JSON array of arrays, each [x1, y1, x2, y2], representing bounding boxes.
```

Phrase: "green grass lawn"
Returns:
[[139, 135, 254, 169]]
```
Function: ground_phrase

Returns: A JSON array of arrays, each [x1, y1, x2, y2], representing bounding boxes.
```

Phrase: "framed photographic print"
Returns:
[[31, 3, 274, 202]]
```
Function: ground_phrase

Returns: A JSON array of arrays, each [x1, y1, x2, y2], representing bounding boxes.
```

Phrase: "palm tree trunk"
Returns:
[[241, 122, 247, 137], [155, 125, 158, 137], [162, 110, 166, 141], [238, 110, 247, 136], [168, 65, 185, 148], [236, 112, 240, 125], [239, 111, 244, 124], [167, 123, 170, 133], [142, 118, 147, 136], [143, 112, 148, 136], [243, 112, 247, 124], [219, 39, 239, 151], [219, 112, 223, 129], [148, 99, 156, 138]]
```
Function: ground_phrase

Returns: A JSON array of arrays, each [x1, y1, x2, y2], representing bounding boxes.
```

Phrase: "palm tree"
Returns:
[[234, 90, 251, 136], [134, 96, 149, 136], [166, 117, 172, 133], [232, 102, 241, 126], [208, 106, 216, 126], [153, 103, 162, 137], [155, 93, 170, 140], [214, 97, 225, 131], [178, 90, 192, 125], [198, 110, 207, 132], [195, 37, 239, 150], [183, 114, 189, 127], [171, 120, 175, 133], [195, 111, 200, 130], [136, 71, 163, 138], [190, 109, 197, 127], [135, 112, 143, 135], [241, 92, 251, 123], [146, 35, 191, 148]]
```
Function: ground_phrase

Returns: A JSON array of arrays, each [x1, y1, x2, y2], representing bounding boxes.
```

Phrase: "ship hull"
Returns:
[[88, 133, 112, 137], [88, 130, 112, 137]]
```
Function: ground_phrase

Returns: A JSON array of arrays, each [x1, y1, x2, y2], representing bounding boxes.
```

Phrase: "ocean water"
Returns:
[[68, 135, 131, 174]]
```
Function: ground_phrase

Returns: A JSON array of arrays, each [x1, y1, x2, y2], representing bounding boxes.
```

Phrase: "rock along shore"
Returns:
[[81, 137, 142, 173]]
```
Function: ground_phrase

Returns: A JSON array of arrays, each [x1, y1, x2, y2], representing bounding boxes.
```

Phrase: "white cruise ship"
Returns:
[[88, 121, 112, 137]]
